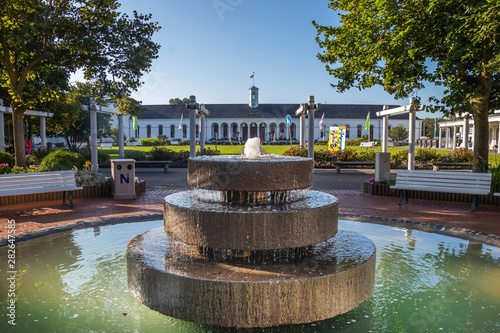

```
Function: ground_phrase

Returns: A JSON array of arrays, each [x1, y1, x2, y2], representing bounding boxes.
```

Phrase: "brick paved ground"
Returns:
[[1, 168, 499, 240]]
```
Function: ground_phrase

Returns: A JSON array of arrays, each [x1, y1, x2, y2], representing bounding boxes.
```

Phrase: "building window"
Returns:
[[370, 125, 374, 139], [170, 125, 175, 138], [345, 125, 350, 138], [135, 126, 140, 138], [357, 125, 362, 138], [388, 125, 392, 132], [183, 125, 187, 138], [213, 123, 219, 139], [196, 125, 199, 138], [147, 125, 151, 138], [158, 125, 163, 136]]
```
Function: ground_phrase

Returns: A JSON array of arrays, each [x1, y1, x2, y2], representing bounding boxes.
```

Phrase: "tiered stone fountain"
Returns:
[[127, 139, 376, 328]]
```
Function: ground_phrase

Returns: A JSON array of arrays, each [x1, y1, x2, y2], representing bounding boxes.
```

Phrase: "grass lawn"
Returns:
[[100, 144, 500, 166]]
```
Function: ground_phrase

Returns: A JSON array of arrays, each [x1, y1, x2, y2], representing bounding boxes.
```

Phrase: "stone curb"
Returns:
[[1, 212, 499, 248]]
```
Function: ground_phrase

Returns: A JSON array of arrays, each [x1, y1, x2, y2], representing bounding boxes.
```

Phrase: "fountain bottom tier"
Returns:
[[127, 228, 376, 328]]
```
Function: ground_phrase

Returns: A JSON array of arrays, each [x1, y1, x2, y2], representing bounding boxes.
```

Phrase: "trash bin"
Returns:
[[111, 159, 136, 200], [375, 152, 391, 182]]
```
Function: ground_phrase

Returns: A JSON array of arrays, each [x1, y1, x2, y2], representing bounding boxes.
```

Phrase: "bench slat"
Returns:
[[0, 170, 82, 198]]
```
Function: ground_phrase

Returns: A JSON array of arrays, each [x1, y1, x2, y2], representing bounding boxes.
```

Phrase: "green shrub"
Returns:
[[73, 167, 108, 187], [124, 150, 147, 161], [283, 146, 308, 157], [314, 149, 335, 167], [39, 150, 86, 171], [0, 151, 15, 166], [148, 146, 175, 161], [9, 166, 35, 173], [357, 150, 376, 161], [391, 150, 408, 168], [334, 148, 359, 162], [29, 147, 52, 163], [346, 138, 364, 146], [0, 163, 11, 174], [139, 138, 158, 146], [489, 165, 500, 192], [197, 148, 221, 156], [415, 148, 439, 162], [77, 148, 110, 166], [452, 148, 473, 163]]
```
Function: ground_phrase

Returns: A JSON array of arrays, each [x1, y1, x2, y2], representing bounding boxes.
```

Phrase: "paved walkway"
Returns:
[[1, 168, 499, 242]]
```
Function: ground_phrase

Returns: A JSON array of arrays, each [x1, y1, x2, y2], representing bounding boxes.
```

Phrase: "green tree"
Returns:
[[0, 0, 160, 166], [313, 0, 499, 172], [46, 82, 112, 150], [169, 97, 190, 105], [389, 126, 409, 142]]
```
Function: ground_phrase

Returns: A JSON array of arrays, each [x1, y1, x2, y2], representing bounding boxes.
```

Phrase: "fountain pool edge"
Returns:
[[1, 213, 499, 248]]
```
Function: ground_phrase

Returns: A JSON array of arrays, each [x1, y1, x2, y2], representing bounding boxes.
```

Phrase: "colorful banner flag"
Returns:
[[328, 126, 346, 153], [364, 112, 370, 130], [132, 117, 138, 130], [178, 113, 183, 130]]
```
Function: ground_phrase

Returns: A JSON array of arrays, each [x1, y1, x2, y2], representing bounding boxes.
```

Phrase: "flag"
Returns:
[[364, 112, 370, 130], [132, 117, 138, 130], [250, 73, 254, 78], [178, 113, 183, 130], [319, 113, 325, 132], [434, 118, 437, 137]]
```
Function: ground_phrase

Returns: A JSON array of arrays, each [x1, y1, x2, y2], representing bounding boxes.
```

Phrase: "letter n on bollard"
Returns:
[[120, 174, 130, 184]]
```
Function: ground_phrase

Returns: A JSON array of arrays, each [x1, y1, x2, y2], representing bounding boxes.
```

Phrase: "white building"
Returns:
[[123, 86, 422, 143]]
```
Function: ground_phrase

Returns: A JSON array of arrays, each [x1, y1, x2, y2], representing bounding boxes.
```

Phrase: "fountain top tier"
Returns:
[[188, 155, 313, 192]]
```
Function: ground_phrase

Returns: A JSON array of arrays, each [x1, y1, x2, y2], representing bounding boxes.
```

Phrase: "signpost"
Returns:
[[285, 115, 292, 148]]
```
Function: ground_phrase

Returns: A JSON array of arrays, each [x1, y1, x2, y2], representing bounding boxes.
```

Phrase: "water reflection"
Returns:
[[0, 220, 499, 332]]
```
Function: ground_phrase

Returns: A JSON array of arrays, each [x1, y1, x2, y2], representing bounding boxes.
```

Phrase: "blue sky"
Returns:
[[82, 0, 445, 114]]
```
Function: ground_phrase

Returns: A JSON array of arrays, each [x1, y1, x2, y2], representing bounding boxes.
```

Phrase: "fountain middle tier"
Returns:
[[164, 190, 338, 251]]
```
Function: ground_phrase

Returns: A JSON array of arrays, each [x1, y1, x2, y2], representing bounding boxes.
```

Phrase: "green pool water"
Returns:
[[1, 220, 499, 332]]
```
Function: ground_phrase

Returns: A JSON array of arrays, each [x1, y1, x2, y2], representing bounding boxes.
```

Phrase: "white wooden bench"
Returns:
[[391, 170, 492, 211], [432, 162, 472, 171], [0, 170, 82, 207], [494, 193, 500, 197], [333, 161, 375, 174], [387, 142, 394, 148], [135, 160, 173, 173], [99, 143, 113, 148], [360, 142, 376, 148]]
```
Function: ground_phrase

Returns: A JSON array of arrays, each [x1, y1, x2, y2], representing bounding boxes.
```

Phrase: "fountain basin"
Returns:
[[127, 228, 376, 328], [187, 156, 314, 191], [163, 190, 338, 250]]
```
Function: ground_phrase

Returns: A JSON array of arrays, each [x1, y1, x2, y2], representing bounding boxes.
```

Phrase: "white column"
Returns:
[[307, 96, 315, 159], [39, 116, 46, 149], [189, 96, 196, 158], [461, 118, 469, 148], [0, 111, 5, 152], [453, 126, 457, 149], [445, 127, 450, 149], [382, 106, 388, 153], [118, 113, 124, 158], [438, 127, 442, 148], [200, 114, 206, 151], [408, 97, 416, 170], [90, 105, 98, 171], [300, 114, 306, 147]]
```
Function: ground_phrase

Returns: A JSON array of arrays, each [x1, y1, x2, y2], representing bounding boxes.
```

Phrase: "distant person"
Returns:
[[25, 137, 32, 154]]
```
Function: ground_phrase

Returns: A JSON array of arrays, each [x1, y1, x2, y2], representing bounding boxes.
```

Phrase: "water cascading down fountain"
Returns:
[[127, 138, 376, 328]]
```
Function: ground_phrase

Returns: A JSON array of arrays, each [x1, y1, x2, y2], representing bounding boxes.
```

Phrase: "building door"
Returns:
[[259, 123, 266, 141], [250, 123, 258, 138]]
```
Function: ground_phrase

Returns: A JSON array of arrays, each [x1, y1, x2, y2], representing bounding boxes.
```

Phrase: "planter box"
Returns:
[[363, 181, 500, 206], [0, 181, 146, 206]]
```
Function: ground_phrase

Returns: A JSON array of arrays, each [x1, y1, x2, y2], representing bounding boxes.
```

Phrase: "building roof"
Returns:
[[137, 104, 412, 120], [249, 86, 259, 90]]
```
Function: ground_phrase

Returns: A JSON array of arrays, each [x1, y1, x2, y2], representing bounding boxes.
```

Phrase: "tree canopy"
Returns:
[[313, 0, 499, 172], [169, 97, 190, 105], [0, 0, 160, 166]]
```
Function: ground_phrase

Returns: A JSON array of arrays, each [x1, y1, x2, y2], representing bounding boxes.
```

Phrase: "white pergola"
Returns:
[[437, 111, 500, 154], [376, 97, 426, 170], [0, 99, 53, 152], [184, 95, 210, 157], [296, 96, 321, 159]]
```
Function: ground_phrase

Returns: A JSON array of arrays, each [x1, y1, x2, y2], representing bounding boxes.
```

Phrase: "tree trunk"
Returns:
[[471, 44, 493, 173], [11, 105, 26, 168]]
